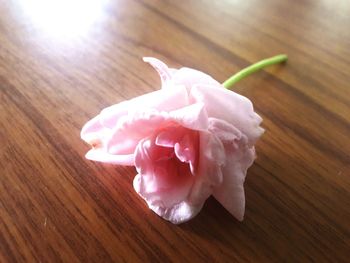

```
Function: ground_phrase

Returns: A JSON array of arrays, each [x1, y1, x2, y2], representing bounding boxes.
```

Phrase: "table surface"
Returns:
[[1, 0, 349, 262]]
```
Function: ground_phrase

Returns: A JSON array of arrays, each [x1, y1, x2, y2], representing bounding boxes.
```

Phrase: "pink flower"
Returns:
[[81, 58, 264, 224]]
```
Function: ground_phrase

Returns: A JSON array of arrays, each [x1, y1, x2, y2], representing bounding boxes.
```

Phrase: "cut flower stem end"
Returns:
[[223, 54, 288, 89]]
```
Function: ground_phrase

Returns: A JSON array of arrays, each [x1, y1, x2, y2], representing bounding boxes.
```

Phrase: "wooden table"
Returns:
[[1, 0, 349, 262]]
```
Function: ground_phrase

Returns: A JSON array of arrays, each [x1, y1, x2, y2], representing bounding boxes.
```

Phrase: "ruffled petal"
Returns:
[[133, 174, 204, 224], [134, 173, 203, 224], [143, 57, 173, 87], [107, 110, 168, 155], [149, 201, 203, 224], [134, 134, 194, 201], [172, 67, 220, 92], [107, 103, 208, 155], [174, 135, 194, 163], [188, 131, 225, 206], [208, 117, 242, 143], [81, 115, 110, 145], [169, 103, 208, 131], [134, 130, 200, 224], [99, 86, 189, 129], [209, 118, 256, 221], [191, 84, 264, 145], [155, 126, 185, 148]]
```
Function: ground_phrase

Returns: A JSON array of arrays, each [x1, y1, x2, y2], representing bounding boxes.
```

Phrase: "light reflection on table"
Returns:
[[17, 0, 108, 39]]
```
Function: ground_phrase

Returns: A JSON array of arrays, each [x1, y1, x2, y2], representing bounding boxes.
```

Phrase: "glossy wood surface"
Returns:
[[1, 0, 349, 262]]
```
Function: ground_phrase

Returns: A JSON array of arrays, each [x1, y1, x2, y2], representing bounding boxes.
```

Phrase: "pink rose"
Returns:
[[81, 58, 264, 224]]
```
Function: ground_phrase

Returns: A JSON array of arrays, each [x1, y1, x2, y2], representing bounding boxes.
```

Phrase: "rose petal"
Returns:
[[134, 174, 201, 224], [107, 110, 168, 155], [172, 67, 220, 92], [133, 173, 203, 224], [85, 148, 134, 165], [169, 103, 208, 131], [149, 201, 203, 224], [191, 84, 264, 145], [107, 103, 208, 155], [174, 132, 198, 174], [155, 126, 186, 148], [134, 135, 194, 200], [210, 120, 256, 221], [81, 115, 108, 143], [134, 133, 201, 224], [188, 131, 225, 206], [143, 57, 173, 86], [208, 117, 242, 143], [174, 137, 193, 163], [100, 86, 189, 129], [212, 147, 255, 221]]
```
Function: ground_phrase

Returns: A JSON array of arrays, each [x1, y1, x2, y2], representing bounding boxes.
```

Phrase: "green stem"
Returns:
[[222, 54, 288, 89]]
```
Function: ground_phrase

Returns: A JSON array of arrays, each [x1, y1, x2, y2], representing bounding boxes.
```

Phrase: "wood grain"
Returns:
[[0, 0, 349, 262]]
